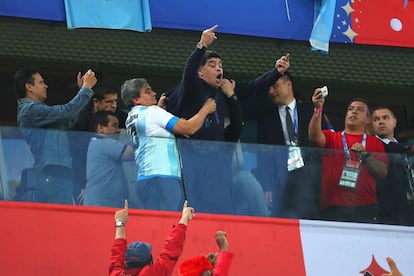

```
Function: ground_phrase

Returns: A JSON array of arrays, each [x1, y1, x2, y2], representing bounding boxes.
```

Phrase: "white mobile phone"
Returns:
[[321, 86, 328, 97]]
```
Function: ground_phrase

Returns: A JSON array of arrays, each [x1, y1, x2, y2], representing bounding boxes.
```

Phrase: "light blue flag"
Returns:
[[309, 0, 336, 53], [64, 0, 152, 32]]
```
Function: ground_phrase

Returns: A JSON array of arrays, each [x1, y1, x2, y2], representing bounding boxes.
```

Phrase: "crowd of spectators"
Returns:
[[8, 25, 414, 227]]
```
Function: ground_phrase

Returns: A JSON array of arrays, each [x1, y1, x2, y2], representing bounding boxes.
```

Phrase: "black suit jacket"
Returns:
[[255, 102, 322, 218], [255, 102, 322, 190], [257, 102, 315, 147], [377, 141, 412, 224]]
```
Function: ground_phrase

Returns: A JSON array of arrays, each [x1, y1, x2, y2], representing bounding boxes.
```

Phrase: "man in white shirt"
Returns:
[[122, 78, 216, 211]]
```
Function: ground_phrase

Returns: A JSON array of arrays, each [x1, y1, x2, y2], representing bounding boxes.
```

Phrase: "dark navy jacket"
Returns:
[[166, 47, 282, 142]]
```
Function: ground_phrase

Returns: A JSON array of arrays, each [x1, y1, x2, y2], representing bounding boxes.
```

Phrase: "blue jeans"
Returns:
[[136, 177, 183, 211]]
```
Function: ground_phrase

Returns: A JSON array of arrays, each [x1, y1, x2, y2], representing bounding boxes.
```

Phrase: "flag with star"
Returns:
[[331, 0, 414, 47]]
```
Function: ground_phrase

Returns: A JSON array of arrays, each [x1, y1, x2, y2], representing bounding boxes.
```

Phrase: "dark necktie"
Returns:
[[285, 106, 295, 142]]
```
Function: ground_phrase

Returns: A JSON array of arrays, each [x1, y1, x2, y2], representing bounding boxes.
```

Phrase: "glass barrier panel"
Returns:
[[1, 126, 413, 226]]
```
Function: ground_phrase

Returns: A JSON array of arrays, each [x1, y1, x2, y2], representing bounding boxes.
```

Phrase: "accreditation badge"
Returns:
[[287, 142, 304, 171], [339, 159, 361, 189]]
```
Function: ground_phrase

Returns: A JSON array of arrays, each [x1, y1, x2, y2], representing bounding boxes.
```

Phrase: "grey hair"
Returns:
[[121, 78, 148, 108]]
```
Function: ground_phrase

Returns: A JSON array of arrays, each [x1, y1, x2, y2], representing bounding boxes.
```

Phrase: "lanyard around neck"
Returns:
[[341, 131, 367, 160]]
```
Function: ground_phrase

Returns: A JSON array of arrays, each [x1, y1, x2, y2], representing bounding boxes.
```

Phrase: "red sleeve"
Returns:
[[322, 130, 338, 148], [213, 251, 234, 276], [109, 238, 127, 276], [139, 223, 187, 275]]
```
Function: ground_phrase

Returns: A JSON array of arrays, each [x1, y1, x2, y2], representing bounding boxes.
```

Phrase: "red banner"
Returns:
[[2, 201, 413, 275], [0, 201, 304, 275]]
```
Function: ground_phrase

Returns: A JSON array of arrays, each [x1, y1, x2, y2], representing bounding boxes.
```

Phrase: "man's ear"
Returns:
[[287, 80, 293, 90], [131, 97, 140, 105], [25, 83, 33, 93], [96, 123, 105, 134], [198, 68, 204, 77]]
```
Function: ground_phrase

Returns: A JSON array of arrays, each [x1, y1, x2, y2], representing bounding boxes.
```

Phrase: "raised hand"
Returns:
[[384, 257, 403, 276], [179, 200, 195, 225], [114, 199, 128, 224], [312, 87, 326, 109], [82, 69, 97, 89], [199, 25, 219, 48], [157, 93, 168, 109], [275, 53, 290, 74], [215, 231, 228, 251], [76, 71, 83, 89]]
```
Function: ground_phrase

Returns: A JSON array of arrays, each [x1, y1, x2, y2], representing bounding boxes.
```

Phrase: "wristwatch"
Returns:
[[360, 151, 371, 160], [229, 94, 237, 100], [115, 220, 124, 227], [196, 41, 205, 49]]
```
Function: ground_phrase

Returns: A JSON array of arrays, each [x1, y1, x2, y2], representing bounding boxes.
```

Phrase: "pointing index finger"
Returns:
[[207, 24, 219, 32], [285, 53, 290, 63], [124, 199, 128, 210], [386, 257, 398, 272]]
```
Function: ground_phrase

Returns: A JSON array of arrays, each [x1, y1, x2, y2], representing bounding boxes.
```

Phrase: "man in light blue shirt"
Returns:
[[84, 111, 134, 208], [15, 67, 97, 204]]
